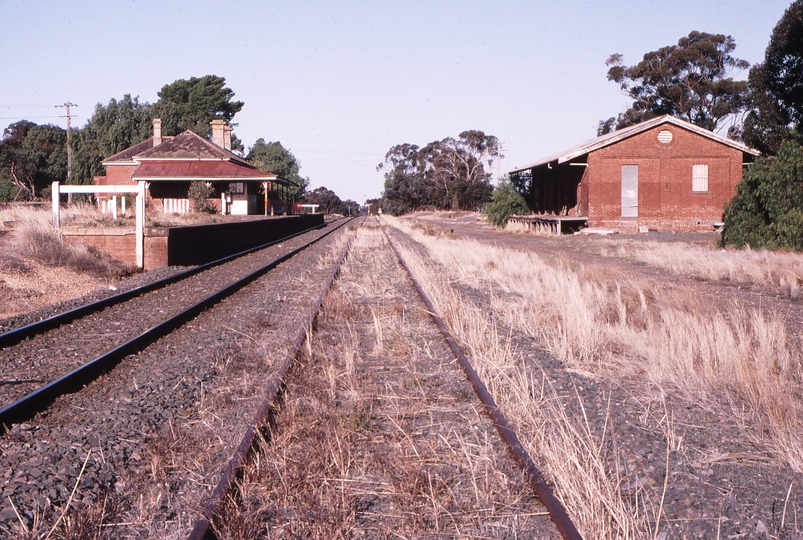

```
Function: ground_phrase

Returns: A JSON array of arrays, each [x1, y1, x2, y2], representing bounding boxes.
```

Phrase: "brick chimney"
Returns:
[[223, 125, 232, 151], [153, 118, 162, 146], [210, 119, 226, 148]]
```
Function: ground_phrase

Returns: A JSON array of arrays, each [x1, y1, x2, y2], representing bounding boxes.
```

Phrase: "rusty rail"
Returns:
[[187, 217, 362, 540], [381, 224, 584, 540]]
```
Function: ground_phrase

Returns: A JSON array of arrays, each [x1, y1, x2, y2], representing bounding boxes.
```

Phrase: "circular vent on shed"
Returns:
[[657, 129, 673, 144]]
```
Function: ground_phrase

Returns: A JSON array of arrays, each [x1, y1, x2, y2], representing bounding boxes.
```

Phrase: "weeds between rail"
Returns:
[[385, 215, 803, 538], [209, 225, 556, 538]]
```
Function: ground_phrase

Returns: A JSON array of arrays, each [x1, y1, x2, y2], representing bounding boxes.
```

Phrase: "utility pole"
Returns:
[[57, 101, 77, 202]]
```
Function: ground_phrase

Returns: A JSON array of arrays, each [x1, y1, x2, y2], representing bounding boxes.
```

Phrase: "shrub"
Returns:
[[483, 180, 530, 227], [723, 140, 803, 250], [188, 181, 216, 213]]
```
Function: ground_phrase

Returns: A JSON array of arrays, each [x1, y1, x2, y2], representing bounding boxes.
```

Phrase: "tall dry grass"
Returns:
[[0, 207, 131, 277], [601, 239, 803, 298], [504, 219, 558, 236], [385, 215, 803, 536], [386, 219, 651, 539]]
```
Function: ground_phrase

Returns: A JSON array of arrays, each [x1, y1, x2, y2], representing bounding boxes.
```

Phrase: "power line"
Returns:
[[0, 115, 62, 120]]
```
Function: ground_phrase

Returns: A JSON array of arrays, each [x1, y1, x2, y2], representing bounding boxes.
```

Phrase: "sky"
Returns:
[[0, 0, 794, 203]]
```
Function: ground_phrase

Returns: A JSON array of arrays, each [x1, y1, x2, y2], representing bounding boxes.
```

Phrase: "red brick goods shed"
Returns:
[[509, 115, 760, 231]]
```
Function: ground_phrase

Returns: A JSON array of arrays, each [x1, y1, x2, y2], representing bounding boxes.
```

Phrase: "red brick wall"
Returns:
[[101, 164, 137, 186], [585, 125, 744, 231], [63, 229, 167, 270]]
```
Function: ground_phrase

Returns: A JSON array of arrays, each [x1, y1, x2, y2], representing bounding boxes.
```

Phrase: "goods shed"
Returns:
[[510, 115, 759, 231]]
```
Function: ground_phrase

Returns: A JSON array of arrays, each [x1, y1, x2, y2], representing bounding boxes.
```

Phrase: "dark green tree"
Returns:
[[378, 131, 499, 214], [71, 94, 154, 185], [601, 31, 750, 133], [379, 143, 428, 215], [744, 1, 803, 155], [246, 139, 308, 200], [483, 179, 530, 227], [339, 199, 360, 216], [0, 120, 67, 199], [304, 186, 343, 214], [153, 75, 244, 150], [722, 140, 803, 250]]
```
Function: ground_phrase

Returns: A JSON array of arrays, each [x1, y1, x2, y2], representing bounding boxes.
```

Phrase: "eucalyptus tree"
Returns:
[[379, 130, 500, 214], [0, 120, 67, 199], [600, 31, 750, 134]]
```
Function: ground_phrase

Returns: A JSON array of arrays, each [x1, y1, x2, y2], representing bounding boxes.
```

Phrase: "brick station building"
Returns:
[[95, 119, 296, 215], [509, 115, 760, 231]]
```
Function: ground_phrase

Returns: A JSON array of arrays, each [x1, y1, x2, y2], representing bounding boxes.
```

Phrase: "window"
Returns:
[[692, 164, 708, 192], [621, 165, 638, 217]]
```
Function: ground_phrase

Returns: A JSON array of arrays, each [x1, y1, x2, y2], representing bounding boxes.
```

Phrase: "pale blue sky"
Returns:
[[0, 1, 792, 202]]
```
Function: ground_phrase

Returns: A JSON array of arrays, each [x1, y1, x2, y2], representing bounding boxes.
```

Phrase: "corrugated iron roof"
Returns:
[[131, 160, 296, 186], [509, 115, 760, 174]]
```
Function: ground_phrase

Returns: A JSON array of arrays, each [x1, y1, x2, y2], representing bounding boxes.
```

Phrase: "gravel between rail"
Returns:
[[0, 223, 339, 409], [0, 220, 355, 537]]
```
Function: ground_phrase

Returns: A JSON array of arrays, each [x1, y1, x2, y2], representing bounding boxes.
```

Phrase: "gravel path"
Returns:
[[0, 222, 354, 538]]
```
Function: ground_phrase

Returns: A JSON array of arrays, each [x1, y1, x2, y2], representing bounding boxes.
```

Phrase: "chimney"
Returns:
[[153, 118, 162, 146], [210, 119, 226, 148], [223, 125, 232, 151]]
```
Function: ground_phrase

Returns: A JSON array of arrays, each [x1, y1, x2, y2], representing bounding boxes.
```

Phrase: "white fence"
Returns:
[[51, 182, 147, 269]]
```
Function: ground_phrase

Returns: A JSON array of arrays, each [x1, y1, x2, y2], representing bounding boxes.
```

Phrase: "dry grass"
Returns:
[[601, 238, 803, 298], [385, 215, 803, 537], [0, 205, 132, 279], [386, 218, 649, 539], [211, 225, 550, 538], [504, 219, 557, 236]]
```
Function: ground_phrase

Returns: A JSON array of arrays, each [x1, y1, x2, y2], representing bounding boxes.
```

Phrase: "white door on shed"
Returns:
[[621, 165, 638, 217]]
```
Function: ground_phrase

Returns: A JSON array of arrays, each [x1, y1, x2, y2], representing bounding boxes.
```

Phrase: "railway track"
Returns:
[[192, 218, 582, 539], [0, 217, 350, 429], [0, 217, 357, 536], [1, 216, 582, 538]]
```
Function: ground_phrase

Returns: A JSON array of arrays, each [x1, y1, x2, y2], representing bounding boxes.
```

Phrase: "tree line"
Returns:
[[0, 75, 329, 208], [378, 130, 500, 215]]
